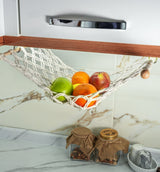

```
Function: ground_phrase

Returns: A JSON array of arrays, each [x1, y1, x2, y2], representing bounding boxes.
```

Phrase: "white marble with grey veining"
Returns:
[[113, 55, 160, 148], [0, 46, 160, 149], [0, 126, 160, 172], [0, 46, 115, 136]]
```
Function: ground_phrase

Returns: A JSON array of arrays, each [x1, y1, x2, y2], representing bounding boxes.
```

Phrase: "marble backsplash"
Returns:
[[0, 46, 160, 148]]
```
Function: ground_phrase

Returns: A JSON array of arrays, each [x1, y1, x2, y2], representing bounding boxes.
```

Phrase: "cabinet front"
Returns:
[[20, 0, 160, 45]]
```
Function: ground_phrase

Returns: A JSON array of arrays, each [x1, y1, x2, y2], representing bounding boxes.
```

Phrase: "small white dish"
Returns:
[[127, 152, 158, 172]]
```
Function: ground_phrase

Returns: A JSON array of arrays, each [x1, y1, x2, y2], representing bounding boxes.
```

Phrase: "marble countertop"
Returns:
[[0, 126, 159, 172]]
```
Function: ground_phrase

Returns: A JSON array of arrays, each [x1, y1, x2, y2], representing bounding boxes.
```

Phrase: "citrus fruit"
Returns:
[[73, 84, 80, 90], [50, 77, 73, 102], [73, 83, 98, 107], [72, 71, 89, 85]]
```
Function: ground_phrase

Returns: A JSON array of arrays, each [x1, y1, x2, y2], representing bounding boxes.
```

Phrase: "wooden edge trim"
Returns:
[[0, 36, 4, 46], [3, 36, 160, 57]]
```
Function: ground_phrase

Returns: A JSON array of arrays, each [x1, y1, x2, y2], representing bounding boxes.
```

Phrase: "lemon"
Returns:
[[73, 83, 80, 90]]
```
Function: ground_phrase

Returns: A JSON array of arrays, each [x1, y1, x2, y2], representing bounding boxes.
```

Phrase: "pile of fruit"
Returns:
[[50, 71, 110, 108]]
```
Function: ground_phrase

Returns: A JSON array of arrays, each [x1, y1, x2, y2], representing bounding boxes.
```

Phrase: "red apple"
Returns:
[[89, 72, 110, 90]]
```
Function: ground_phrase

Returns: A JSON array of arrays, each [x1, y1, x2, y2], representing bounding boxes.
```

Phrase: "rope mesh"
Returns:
[[0, 47, 155, 110]]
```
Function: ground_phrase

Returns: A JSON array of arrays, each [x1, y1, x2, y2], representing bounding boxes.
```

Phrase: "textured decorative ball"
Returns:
[[141, 69, 150, 79], [135, 150, 153, 169]]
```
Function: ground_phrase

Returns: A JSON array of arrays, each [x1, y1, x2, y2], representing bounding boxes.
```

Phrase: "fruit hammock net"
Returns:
[[0, 47, 156, 110]]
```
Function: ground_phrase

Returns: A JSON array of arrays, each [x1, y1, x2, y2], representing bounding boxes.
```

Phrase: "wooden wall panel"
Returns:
[[0, 36, 4, 45], [3, 36, 160, 57]]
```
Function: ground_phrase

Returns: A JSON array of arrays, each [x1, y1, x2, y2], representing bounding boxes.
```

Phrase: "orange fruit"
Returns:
[[73, 83, 98, 107], [72, 71, 89, 85]]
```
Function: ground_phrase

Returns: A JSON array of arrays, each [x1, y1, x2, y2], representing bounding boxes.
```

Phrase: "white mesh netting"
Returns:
[[0, 47, 156, 110]]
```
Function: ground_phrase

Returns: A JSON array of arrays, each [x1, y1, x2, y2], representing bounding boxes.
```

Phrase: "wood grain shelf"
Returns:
[[0, 36, 4, 46], [1, 36, 160, 57]]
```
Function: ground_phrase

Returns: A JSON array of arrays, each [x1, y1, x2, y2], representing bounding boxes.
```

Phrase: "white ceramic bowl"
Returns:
[[127, 153, 158, 172]]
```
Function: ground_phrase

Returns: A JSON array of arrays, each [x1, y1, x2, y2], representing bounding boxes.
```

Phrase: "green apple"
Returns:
[[50, 77, 73, 102]]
